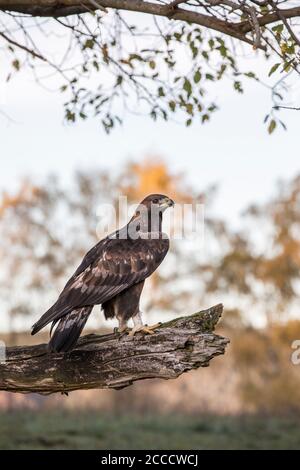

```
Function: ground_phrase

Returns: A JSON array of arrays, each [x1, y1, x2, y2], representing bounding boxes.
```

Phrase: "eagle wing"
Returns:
[[32, 236, 169, 334]]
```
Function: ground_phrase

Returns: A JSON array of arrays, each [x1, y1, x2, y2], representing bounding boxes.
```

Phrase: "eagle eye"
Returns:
[[153, 198, 158, 204]]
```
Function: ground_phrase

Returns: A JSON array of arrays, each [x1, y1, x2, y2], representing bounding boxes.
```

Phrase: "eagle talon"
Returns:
[[146, 322, 162, 328], [114, 326, 131, 339], [129, 323, 161, 337]]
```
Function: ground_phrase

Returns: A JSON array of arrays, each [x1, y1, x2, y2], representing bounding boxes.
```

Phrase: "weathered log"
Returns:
[[0, 304, 229, 395]]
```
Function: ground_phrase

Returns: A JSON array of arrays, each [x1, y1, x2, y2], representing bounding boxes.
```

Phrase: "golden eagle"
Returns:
[[31, 194, 174, 352]]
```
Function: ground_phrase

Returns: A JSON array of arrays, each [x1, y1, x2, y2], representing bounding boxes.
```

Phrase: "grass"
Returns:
[[0, 411, 300, 449]]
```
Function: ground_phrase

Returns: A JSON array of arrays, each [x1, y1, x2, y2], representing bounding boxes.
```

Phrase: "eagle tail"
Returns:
[[48, 306, 93, 353], [31, 300, 70, 336]]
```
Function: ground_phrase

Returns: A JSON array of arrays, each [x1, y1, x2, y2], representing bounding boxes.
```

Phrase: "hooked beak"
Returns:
[[159, 197, 175, 209]]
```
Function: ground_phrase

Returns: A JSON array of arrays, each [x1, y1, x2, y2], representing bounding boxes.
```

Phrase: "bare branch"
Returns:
[[274, 105, 300, 110], [240, 6, 300, 33], [248, 6, 262, 50], [87, 0, 108, 13], [0, 29, 46, 61]]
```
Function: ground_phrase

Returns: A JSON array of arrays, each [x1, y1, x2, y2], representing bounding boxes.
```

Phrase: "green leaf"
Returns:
[[272, 24, 284, 34], [12, 59, 20, 71], [186, 103, 194, 115], [183, 78, 192, 97], [268, 119, 276, 134], [208, 38, 215, 49], [116, 75, 123, 86], [83, 39, 95, 50], [286, 44, 295, 54], [129, 53, 143, 61], [193, 70, 202, 84], [158, 86, 165, 97], [268, 63, 280, 77], [169, 101, 176, 112], [208, 104, 217, 113], [174, 32, 182, 41], [92, 60, 99, 71], [205, 73, 214, 81], [190, 45, 198, 59], [233, 81, 243, 93], [217, 64, 227, 79], [244, 71, 257, 80], [217, 45, 227, 57], [283, 61, 292, 72], [65, 109, 76, 123]]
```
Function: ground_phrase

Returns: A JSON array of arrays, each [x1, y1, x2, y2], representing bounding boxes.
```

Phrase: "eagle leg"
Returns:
[[129, 311, 144, 336], [114, 316, 131, 337]]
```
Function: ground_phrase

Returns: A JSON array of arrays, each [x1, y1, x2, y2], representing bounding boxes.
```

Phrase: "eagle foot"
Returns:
[[129, 322, 162, 337], [114, 326, 131, 340]]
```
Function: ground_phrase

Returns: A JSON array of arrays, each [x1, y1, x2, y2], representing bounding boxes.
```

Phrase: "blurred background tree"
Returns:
[[1, 157, 300, 442], [1, 157, 300, 331], [208, 174, 300, 325]]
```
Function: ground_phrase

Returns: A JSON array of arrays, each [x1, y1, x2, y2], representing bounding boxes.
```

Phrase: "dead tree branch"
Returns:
[[0, 304, 228, 395]]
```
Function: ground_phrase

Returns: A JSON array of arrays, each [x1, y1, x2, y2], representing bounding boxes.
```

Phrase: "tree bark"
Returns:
[[0, 303, 228, 395]]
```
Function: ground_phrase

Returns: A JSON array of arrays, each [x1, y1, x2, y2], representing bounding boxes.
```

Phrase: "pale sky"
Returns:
[[1, 56, 299, 229]]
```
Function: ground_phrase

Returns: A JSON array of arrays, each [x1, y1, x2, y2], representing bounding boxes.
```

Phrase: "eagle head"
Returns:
[[140, 194, 175, 211], [128, 194, 174, 235]]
